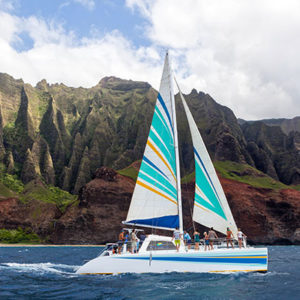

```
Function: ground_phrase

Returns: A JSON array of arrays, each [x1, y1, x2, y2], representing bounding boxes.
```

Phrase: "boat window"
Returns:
[[146, 241, 176, 251]]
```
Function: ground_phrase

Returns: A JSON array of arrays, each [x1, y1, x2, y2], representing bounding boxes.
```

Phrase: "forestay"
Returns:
[[176, 82, 238, 236], [125, 54, 179, 230]]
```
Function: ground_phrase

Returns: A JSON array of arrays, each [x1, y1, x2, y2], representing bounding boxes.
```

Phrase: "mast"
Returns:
[[167, 52, 183, 234]]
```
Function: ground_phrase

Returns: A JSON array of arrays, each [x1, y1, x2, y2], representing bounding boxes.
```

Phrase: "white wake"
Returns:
[[0, 262, 79, 275]]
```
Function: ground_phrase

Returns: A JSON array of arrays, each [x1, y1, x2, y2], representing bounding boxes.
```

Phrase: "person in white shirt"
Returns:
[[131, 230, 138, 254], [237, 228, 247, 249], [172, 228, 182, 252]]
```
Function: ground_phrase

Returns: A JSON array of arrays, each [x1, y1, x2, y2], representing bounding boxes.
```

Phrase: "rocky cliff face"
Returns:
[[1, 167, 299, 244], [50, 167, 134, 244], [242, 122, 300, 184], [0, 74, 156, 192]]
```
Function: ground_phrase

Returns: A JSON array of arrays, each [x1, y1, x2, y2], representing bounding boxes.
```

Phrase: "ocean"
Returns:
[[0, 246, 299, 299]]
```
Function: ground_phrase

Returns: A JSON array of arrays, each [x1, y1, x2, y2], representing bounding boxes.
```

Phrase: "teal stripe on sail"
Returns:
[[152, 110, 174, 149], [195, 161, 226, 220], [154, 107, 173, 140], [140, 160, 177, 196], [149, 130, 176, 174], [138, 171, 177, 201], [195, 193, 214, 211]]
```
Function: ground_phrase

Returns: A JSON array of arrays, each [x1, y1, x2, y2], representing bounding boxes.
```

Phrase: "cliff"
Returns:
[[0, 166, 299, 245], [0, 73, 300, 245], [1, 72, 299, 193]]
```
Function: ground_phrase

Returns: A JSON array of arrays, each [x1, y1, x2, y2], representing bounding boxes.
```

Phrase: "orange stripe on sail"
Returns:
[[137, 180, 177, 205], [194, 202, 210, 212], [196, 185, 203, 195], [147, 140, 176, 182]]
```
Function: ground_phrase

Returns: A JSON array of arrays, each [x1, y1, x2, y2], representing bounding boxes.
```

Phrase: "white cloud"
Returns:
[[0, 11, 162, 90], [73, 0, 95, 11], [1, 1, 300, 120], [126, 0, 300, 119]]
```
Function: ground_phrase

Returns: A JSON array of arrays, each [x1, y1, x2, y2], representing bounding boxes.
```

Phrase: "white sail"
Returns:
[[176, 82, 238, 236], [125, 53, 179, 230]]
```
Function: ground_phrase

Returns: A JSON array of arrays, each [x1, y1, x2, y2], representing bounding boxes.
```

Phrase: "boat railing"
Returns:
[[100, 237, 246, 257], [184, 237, 244, 249]]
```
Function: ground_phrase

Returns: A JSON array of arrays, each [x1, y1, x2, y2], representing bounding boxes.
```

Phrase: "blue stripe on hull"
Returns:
[[126, 215, 179, 229], [118, 256, 267, 265]]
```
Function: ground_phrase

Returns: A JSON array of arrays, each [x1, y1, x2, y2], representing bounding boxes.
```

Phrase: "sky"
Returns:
[[0, 0, 300, 120]]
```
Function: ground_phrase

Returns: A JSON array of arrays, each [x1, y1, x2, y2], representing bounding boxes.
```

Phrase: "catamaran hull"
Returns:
[[76, 248, 268, 274]]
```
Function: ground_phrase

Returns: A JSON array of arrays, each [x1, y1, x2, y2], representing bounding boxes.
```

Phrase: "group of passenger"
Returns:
[[172, 227, 247, 251], [117, 229, 145, 254], [116, 226, 247, 255]]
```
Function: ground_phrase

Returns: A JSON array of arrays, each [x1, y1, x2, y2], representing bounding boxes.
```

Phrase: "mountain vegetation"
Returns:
[[1, 73, 299, 195], [0, 72, 299, 244]]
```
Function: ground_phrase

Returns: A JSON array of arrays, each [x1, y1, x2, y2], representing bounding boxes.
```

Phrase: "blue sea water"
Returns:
[[0, 246, 299, 299]]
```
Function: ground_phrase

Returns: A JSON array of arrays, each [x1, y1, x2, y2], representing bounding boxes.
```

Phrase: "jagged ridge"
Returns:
[[0, 72, 299, 196]]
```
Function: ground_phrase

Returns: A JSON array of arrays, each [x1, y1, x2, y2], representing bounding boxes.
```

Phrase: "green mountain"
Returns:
[[0, 72, 300, 197]]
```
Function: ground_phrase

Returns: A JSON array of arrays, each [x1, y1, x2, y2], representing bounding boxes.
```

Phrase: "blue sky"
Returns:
[[0, 0, 300, 120], [11, 0, 150, 52]]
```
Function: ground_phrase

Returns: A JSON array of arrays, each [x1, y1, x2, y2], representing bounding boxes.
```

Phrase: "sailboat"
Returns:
[[76, 53, 268, 274]]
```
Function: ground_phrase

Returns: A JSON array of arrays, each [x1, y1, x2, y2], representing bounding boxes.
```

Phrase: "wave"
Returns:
[[0, 262, 79, 275], [250, 271, 290, 277]]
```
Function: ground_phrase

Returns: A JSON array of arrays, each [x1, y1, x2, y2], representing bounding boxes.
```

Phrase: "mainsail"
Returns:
[[176, 83, 238, 236], [125, 53, 180, 230]]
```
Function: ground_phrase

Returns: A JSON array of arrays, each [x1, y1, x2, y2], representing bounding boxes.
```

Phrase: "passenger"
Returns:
[[208, 227, 218, 250], [112, 245, 118, 254], [183, 231, 192, 250], [237, 228, 247, 249], [131, 229, 138, 254], [203, 232, 209, 251], [226, 227, 234, 249], [193, 229, 200, 250], [118, 229, 125, 254], [172, 227, 182, 252], [124, 232, 130, 252]]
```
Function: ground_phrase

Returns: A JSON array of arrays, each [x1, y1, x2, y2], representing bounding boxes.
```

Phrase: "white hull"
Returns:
[[76, 247, 268, 274]]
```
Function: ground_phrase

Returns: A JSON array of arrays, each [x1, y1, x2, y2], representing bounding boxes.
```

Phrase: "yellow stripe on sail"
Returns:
[[147, 140, 176, 182], [137, 180, 177, 205]]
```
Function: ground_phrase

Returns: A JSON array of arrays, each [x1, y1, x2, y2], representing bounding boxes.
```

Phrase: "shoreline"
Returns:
[[0, 244, 105, 247]]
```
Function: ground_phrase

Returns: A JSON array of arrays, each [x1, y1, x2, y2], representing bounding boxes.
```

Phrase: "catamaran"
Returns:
[[76, 52, 268, 274]]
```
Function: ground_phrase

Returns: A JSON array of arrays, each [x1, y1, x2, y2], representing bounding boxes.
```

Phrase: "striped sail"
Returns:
[[125, 53, 179, 230], [177, 84, 238, 236]]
